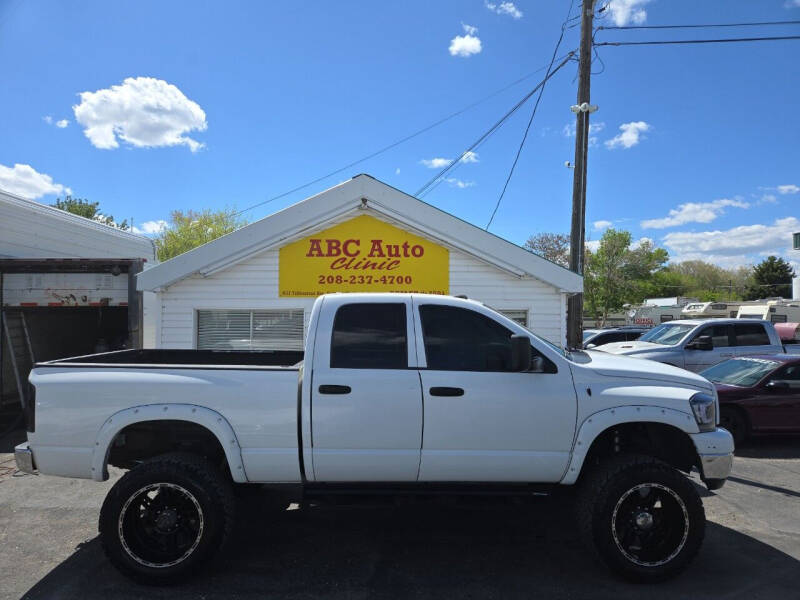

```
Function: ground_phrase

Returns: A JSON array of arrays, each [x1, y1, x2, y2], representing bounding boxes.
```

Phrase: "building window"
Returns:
[[197, 309, 304, 350], [498, 309, 528, 327], [794, 232, 800, 250]]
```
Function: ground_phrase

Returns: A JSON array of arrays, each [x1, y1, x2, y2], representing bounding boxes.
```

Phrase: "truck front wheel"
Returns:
[[577, 454, 705, 583], [99, 452, 235, 585]]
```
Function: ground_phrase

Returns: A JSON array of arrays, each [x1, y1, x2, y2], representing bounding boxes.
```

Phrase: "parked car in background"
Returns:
[[597, 319, 788, 372], [582, 326, 648, 349], [701, 355, 800, 444]]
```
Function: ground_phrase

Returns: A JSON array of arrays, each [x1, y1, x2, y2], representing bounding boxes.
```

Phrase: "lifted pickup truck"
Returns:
[[16, 293, 733, 584]]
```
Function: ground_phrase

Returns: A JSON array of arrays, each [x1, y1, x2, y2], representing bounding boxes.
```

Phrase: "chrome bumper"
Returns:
[[14, 442, 36, 475], [690, 428, 734, 490]]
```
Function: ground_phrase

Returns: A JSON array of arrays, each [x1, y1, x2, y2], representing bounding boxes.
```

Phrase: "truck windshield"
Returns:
[[701, 358, 779, 387], [638, 323, 695, 346]]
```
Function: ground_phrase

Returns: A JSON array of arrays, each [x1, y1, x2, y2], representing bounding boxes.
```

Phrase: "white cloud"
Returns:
[[73, 76, 207, 152], [132, 219, 168, 235], [662, 217, 800, 264], [56, 119, 69, 128], [449, 25, 482, 57], [445, 178, 475, 189], [485, 1, 523, 19], [641, 198, 749, 229], [420, 157, 452, 169], [777, 184, 799, 194], [604, 0, 651, 26], [758, 194, 777, 205], [0, 163, 71, 199], [43, 115, 53, 124], [593, 220, 613, 230], [420, 151, 479, 169], [395, 167, 401, 175], [604, 121, 651, 149], [586, 240, 601, 252]]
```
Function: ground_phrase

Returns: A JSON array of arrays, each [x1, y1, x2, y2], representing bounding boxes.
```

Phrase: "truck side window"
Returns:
[[692, 324, 730, 347], [420, 305, 515, 372], [330, 303, 407, 369], [733, 323, 771, 346]]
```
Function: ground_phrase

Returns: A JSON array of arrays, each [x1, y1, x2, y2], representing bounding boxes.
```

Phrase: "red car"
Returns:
[[701, 355, 800, 444]]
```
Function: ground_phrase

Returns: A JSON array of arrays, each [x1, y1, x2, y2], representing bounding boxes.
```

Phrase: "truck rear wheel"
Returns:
[[576, 454, 705, 583], [99, 452, 235, 585]]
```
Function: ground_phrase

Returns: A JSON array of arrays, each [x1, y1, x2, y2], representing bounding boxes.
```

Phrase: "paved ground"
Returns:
[[1, 432, 798, 600]]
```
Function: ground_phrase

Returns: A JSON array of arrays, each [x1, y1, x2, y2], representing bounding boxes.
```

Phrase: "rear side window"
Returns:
[[330, 303, 407, 369], [420, 305, 514, 371], [733, 323, 771, 346]]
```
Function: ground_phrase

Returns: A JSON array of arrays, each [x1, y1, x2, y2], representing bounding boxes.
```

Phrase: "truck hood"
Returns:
[[577, 349, 713, 392], [594, 340, 670, 356]]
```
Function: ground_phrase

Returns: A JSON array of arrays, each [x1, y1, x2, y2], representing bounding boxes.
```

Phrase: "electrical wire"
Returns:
[[595, 35, 800, 47], [598, 19, 800, 31], [485, 0, 577, 230], [414, 52, 576, 199], [219, 56, 581, 223]]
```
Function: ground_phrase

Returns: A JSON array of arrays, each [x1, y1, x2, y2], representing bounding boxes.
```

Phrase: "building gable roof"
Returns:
[[137, 175, 582, 293]]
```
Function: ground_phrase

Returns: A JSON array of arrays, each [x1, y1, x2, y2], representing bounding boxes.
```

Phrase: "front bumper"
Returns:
[[14, 442, 37, 475], [690, 428, 734, 490]]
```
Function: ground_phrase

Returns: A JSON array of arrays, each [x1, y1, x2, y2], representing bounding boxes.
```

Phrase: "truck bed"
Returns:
[[43, 348, 305, 368]]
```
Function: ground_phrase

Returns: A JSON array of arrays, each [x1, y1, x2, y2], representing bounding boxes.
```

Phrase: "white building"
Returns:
[[138, 175, 582, 349], [1, 188, 157, 406]]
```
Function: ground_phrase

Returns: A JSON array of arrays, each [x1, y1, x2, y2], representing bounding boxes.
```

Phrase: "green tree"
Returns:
[[154, 208, 247, 261], [584, 229, 669, 325], [524, 232, 570, 268], [51, 195, 129, 230], [743, 256, 795, 300]]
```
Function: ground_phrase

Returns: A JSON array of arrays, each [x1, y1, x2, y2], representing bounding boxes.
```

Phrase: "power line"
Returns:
[[223, 57, 579, 222], [485, 0, 576, 230], [598, 19, 800, 31], [414, 52, 576, 199], [595, 35, 800, 47]]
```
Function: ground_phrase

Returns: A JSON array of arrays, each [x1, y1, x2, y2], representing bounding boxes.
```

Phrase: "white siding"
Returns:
[[158, 247, 567, 348]]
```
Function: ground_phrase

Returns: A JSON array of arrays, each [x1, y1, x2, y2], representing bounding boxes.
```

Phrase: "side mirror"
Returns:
[[765, 380, 790, 391], [686, 335, 713, 351], [510, 335, 532, 372]]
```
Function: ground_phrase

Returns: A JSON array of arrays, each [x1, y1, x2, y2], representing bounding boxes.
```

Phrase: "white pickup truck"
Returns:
[[16, 293, 733, 584]]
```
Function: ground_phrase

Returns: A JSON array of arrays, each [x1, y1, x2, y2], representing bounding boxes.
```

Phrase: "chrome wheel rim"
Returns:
[[611, 482, 689, 567], [118, 482, 204, 569]]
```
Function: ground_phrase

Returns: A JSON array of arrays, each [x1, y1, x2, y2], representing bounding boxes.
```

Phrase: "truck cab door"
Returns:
[[684, 324, 733, 372], [310, 298, 423, 482], [413, 299, 577, 483]]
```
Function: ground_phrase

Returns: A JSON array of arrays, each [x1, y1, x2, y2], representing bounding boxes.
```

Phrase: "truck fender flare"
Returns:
[[560, 405, 698, 485], [91, 403, 248, 483]]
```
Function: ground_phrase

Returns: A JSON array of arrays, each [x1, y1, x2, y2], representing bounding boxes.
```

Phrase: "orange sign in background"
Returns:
[[279, 215, 449, 297]]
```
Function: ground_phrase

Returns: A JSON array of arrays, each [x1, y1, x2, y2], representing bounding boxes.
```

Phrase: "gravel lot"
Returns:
[[1, 432, 798, 600]]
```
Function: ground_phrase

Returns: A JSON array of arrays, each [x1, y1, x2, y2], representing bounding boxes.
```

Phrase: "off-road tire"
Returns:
[[99, 452, 235, 585], [576, 454, 705, 583]]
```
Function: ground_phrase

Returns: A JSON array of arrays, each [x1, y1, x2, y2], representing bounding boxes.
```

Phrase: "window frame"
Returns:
[[195, 308, 305, 351]]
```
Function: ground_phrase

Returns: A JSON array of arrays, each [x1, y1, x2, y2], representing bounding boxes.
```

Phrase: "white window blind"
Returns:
[[499, 309, 528, 327], [197, 309, 304, 350]]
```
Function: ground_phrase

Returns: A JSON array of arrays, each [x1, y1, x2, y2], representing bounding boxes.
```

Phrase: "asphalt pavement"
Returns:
[[1, 432, 798, 600]]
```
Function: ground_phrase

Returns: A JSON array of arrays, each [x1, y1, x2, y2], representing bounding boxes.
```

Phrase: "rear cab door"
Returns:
[[412, 296, 577, 482], [309, 296, 423, 482], [732, 322, 782, 358]]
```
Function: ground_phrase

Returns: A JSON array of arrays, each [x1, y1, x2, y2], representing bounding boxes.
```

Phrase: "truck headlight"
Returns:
[[690, 393, 716, 432]]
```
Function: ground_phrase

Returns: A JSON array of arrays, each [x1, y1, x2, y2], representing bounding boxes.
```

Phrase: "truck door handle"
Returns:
[[430, 386, 464, 397], [318, 385, 351, 395]]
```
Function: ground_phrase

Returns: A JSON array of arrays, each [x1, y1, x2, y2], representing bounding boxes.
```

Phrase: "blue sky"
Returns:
[[1, 0, 798, 270]]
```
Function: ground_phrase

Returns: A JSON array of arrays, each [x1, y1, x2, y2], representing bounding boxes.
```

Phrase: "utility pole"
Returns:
[[567, 0, 596, 348]]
